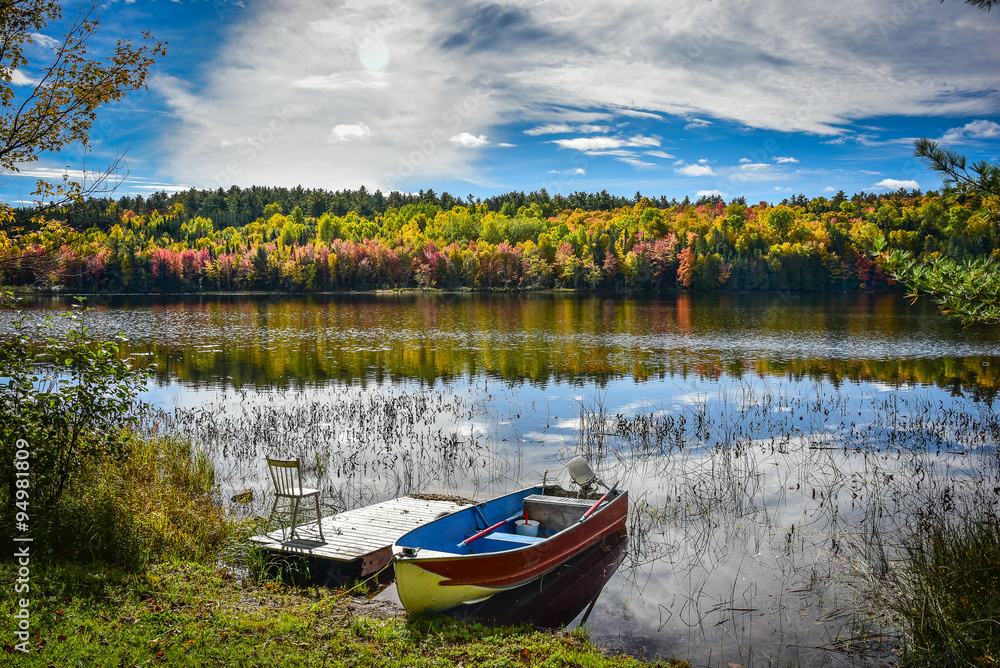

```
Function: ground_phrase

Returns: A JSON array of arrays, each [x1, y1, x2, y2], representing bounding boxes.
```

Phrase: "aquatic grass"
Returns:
[[145, 385, 502, 512], [568, 379, 1000, 663], [867, 513, 1000, 667]]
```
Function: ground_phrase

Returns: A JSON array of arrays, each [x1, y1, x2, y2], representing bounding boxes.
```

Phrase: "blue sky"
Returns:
[[4, 0, 1000, 206]]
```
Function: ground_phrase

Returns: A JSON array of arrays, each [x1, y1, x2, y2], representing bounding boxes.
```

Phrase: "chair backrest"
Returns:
[[267, 457, 303, 495]]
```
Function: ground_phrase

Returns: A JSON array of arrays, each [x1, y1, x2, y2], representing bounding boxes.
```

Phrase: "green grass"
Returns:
[[880, 516, 1000, 667], [1, 559, 688, 667], [38, 432, 244, 566]]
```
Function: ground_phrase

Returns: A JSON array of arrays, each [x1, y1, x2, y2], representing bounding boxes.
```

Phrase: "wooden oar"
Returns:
[[457, 512, 524, 547]]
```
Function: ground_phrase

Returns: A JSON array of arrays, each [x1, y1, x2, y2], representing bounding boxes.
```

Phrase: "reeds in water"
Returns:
[[570, 379, 1000, 664], [142, 384, 505, 513]]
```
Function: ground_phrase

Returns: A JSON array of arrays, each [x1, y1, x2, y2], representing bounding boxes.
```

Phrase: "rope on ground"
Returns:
[[334, 559, 394, 599]]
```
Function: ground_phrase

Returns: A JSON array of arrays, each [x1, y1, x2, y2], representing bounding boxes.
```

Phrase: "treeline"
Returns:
[[18, 185, 663, 232], [16, 184, 903, 232], [3, 186, 995, 294]]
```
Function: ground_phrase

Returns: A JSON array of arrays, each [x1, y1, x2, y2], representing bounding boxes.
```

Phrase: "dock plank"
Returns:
[[250, 495, 468, 575]]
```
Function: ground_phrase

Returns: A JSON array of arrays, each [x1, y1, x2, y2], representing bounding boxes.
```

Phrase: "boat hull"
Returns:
[[393, 487, 628, 614], [452, 530, 628, 627]]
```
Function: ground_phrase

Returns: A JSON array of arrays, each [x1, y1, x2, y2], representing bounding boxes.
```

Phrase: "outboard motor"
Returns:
[[567, 456, 607, 494]]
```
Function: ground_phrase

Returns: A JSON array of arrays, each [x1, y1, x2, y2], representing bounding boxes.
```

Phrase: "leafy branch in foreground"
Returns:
[[1, 0, 166, 277], [943, 0, 999, 10], [913, 137, 1000, 224], [0, 297, 152, 525], [874, 140, 1000, 325], [879, 247, 1000, 325]]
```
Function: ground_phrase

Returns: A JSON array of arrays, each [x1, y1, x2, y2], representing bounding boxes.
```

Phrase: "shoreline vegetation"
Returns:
[[4, 186, 996, 297]]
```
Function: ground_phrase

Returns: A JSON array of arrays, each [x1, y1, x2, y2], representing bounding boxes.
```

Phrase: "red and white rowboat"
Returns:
[[392, 483, 627, 614]]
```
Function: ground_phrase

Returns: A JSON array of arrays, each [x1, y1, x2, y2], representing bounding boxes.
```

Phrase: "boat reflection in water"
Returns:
[[446, 529, 627, 628]]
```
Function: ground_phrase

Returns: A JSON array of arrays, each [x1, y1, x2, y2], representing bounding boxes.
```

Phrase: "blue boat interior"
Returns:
[[396, 487, 607, 556]]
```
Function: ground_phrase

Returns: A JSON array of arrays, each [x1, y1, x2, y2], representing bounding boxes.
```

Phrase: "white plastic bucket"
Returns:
[[515, 519, 539, 537]]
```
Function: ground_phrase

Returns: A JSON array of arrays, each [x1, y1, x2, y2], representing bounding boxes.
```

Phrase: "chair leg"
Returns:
[[314, 495, 325, 541], [269, 496, 286, 542], [290, 498, 300, 540]]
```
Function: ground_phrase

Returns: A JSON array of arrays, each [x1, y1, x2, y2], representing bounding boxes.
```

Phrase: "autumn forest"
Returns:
[[2, 184, 994, 295]]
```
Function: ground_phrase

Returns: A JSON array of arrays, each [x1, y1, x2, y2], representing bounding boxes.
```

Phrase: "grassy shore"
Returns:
[[2, 433, 686, 668], [2, 559, 686, 667]]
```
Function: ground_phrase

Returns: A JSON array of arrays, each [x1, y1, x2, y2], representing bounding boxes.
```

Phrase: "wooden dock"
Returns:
[[250, 495, 469, 577]]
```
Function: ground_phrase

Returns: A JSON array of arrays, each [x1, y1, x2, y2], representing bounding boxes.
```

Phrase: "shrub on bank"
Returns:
[[1, 296, 243, 566], [48, 433, 241, 566]]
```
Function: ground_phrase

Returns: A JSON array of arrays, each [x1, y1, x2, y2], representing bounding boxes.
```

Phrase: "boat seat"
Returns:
[[482, 532, 546, 545]]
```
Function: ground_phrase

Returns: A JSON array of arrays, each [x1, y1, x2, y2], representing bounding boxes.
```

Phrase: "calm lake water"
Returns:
[[6, 292, 1000, 667]]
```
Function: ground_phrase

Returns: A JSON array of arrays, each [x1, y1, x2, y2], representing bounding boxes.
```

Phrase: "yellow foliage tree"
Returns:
[[1, 0, 165, 274]]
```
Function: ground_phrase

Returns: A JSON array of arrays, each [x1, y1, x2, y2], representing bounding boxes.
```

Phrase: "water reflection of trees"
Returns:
[[18, 293, 989, 399]]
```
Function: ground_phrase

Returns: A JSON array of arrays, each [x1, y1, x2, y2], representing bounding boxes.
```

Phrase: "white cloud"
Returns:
[[327, 123, 371, 142], [739, 157, 753, 164], [553, 135, 660, 151], [773, 156, 799, 163], [496, 142, 516, 147], [525, 124, 573, 135], [628, 135, 661, 147], [676, 164, 715, 177], [553, 136, 623, 151], [548, 168, 587, 175], [617, 109, 663, 119], [684, 118, 711, 130], [30, 32, 59, 49], [646, 150, 675, 159], [740, 163, 770, 172], [450, 132, 490, 148], [822, 132, 880, 146], [616, 157, 655, 167], [2, 164, 190, 196], [874, 178, 919, 190], [940, 120, 1000, 143], [9, 69, 37, 86], [3, 166, 91, 180], [524, 123, 609, 135], [154, 0, 1000, 191], [126, 182, 193, 192], [697, 189, 726, 198], [291, 73, 388, 90], [585, 149, 640, 157]]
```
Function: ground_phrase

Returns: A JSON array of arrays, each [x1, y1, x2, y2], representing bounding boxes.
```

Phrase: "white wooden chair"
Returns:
[[266, 457, 325, 542]]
